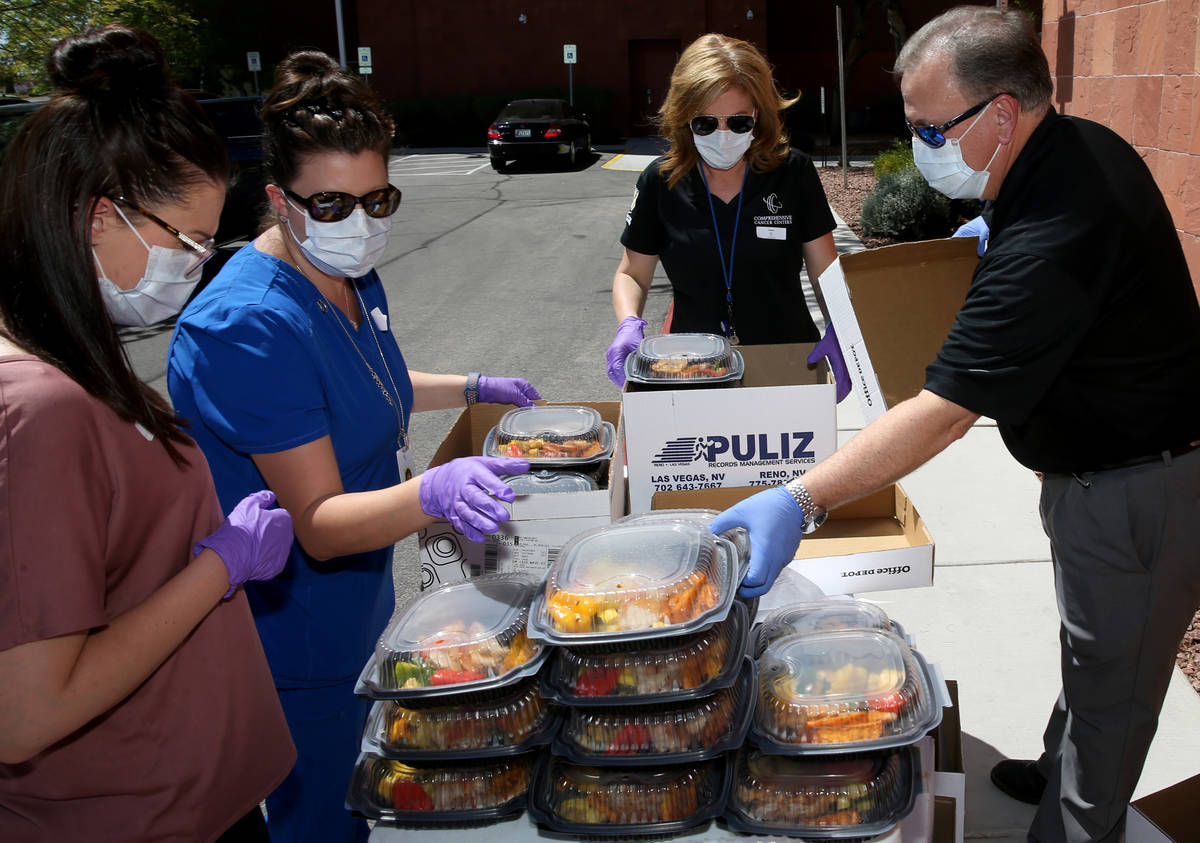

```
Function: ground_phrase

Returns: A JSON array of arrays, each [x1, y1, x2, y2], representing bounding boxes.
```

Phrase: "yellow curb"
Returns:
[[602, 152, 630, 170]]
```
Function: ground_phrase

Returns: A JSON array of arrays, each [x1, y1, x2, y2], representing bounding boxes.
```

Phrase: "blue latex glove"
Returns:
[[807, 325, 852, 403], [419, 456, 531, 542], [478, 376, 542, 407], [709, 485, 806, 598], [193, 490, 295, 598], [953, 215, 989, 256], [606, 315, 646, 388]]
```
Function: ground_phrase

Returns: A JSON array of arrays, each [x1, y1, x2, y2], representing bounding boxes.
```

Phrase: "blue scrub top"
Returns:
[[167, 244, 413, 688]]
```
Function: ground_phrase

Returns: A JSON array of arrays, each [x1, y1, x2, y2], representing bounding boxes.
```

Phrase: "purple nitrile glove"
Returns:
[[709, 486, 806, 599], [953, 215, 989, 257], [606, 315, 646, 388], [193, 490, 294, 599], [478, 376, 542, 407], [419, 456, 531, 543], [807, 325, 852, 403]]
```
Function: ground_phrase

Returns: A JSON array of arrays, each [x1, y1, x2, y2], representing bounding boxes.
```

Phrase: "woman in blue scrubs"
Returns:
[[167, 50, 537, 843]]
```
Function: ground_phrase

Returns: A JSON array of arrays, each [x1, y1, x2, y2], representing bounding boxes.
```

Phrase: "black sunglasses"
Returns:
[[906, 93, 1009, 149], [113, 196, 216, 276], [690, 113, 756, 136], [283, 184, 402, 223]]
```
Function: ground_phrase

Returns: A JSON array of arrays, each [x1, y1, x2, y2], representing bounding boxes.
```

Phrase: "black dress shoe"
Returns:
[[991, 759, 1048, 805]]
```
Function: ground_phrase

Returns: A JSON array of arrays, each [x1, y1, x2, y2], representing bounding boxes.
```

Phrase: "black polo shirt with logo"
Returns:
[[620, 149, 836, 344], [924, 109, 1200, 473]]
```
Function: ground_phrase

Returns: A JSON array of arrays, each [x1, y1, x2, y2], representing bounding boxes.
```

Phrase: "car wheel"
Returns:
[[568, 139, 578, 166], [490, 154, 506, 172], [584, 133, 592, 154]]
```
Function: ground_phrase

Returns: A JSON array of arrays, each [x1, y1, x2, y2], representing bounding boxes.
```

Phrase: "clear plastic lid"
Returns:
[[501, 469, 597, 495], [527, 756, 727, 835], [625, 333, 743, 384], [362, 675, 559, 760], [752, 629, 939, 753], [369, 574, 545, 698], [527, 521, 738, 644], [754, 600, 903, 658], [553, 657, 755, 765], [541, 600, 748, 705], [615, 508, 750, 576], [724, 745, 918, 838], [345, 751, 536, 823], [485, 406, 613, 464]]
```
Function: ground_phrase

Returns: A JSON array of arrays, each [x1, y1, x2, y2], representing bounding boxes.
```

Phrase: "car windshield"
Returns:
[[499, 101, 564, 121]]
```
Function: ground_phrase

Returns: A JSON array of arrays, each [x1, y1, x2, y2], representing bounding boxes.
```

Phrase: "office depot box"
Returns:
[[930, 679, 965, 843], [622, 342, 837, 514], [417, 401, 624, 589], [1128, 773, 1200, 842], [820, 238, 977, 424], [650, 482, 933, 596]]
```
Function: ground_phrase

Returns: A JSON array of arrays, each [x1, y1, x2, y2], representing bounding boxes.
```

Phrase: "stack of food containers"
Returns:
[[725, 599, 942, 839], [347, 575, 558, 826], [623, 332, 745, 390], [523, 515, 754, 837], [483, 405, 616, 490]]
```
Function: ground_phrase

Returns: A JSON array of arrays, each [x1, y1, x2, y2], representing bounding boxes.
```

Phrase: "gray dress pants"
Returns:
[[1030, 447, 1200, 843]]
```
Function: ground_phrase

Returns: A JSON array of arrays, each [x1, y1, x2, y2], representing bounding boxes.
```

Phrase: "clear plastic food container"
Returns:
[[361, 675, 559, 760], [553, 657, 755, 765], [624, 333, 744, 385], [527, 521, 739, 645], [753, 600, 906, 658], [359, 574, 547, 699], [484, 405, 615, 465], [541, 600, 748, 705], [345, 751, 537, 824], [501, 469, 597, 495], [724, 745, 918, 838], [752, 629, 940, 753], [527, 756, 727, 836]]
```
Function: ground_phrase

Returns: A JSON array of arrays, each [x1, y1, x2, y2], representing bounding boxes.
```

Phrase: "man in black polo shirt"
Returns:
[[711, 7, 1200, 842]]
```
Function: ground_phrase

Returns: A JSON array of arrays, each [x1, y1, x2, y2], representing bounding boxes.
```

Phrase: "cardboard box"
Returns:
[[820, 238, 977, 424], [651, 482, 934, 595], [621, 342, 837, 514], [417, 401, 624, 588], [1127, 773, 1200, 842], [930, 679, 965, 843]]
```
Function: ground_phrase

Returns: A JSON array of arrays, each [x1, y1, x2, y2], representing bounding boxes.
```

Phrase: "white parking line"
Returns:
[[389, 152, 491, 177]]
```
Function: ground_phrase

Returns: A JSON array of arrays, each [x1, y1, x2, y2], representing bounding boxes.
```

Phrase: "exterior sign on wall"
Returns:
[[358, 46, 373, 74], [563, 44, 577, 64]]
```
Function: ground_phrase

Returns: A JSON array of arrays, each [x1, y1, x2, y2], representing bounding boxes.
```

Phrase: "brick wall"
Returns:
[[1042, 0, 1200, 296]]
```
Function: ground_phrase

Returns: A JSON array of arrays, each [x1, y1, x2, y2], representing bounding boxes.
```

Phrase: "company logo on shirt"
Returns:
[[754, 192, 791, 226], [651, 432, 816, 467]]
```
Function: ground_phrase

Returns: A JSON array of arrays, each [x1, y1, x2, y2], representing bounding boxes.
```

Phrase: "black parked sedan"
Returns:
[[487, 98, 590, 171]]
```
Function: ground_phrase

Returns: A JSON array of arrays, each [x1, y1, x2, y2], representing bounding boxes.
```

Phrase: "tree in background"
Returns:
[[0, 0, 201, 93]]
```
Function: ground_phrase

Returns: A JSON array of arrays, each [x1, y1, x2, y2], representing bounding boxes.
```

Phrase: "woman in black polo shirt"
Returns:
[[606, 33, 845, 394]]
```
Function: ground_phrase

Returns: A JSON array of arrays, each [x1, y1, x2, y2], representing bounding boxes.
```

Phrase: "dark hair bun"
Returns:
[[280, 50, 342, 80], [47, 23, 171, 100]]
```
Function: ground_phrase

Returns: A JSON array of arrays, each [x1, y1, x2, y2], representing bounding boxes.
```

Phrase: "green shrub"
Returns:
[[872, 137, 913, 179], [861, 164, 981, 242]]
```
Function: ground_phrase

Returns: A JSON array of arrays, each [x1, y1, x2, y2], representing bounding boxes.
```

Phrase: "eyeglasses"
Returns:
[[114, 197, 216, 276], [283, 184, 402, 223], [689, 113, 756, 136], [906, 93, 1008, 149]]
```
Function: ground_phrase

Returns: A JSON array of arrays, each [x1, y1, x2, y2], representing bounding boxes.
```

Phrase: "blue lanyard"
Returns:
[[699, 162, 749, 342]]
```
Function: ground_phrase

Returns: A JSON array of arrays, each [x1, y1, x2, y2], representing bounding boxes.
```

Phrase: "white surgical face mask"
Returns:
[[94, 203, 203, 327], [911, 102, 1002, 199], [693, 128, 755, 171], [285, 198, 391, 278]]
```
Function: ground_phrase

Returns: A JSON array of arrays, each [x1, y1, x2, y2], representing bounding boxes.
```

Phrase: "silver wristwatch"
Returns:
[[784, 477, 828, 534]]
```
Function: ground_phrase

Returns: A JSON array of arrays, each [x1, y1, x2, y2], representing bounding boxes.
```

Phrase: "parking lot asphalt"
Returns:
[[122, 147, 1200, 840]]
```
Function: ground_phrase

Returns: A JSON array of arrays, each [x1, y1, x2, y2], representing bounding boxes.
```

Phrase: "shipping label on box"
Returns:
[[818, 238, 977, 424], [623, 344, 836, 514]]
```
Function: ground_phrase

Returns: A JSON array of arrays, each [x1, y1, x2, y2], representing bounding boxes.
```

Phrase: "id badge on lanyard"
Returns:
[[396, 437, 415, 482]]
